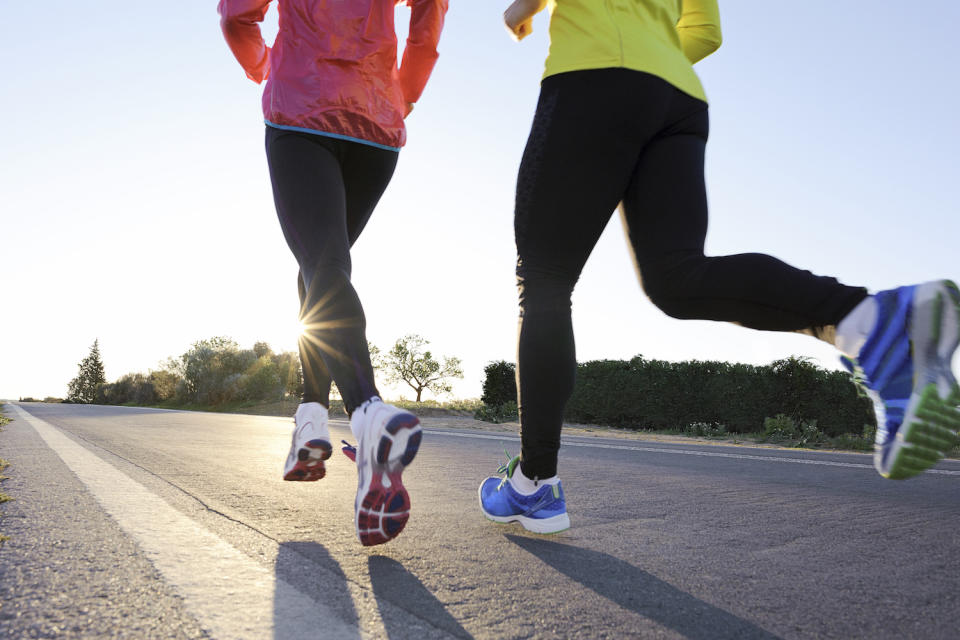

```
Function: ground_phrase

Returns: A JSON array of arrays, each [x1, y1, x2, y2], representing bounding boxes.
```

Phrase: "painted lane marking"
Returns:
[[420, 429, 960, 477], [13, 405, 362, 640]]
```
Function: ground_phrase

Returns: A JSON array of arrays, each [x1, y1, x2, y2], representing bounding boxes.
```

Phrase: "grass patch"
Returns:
[[0, 453, 11, 546], [0, 462, 10, 503], [1, 404, 13, 545], [142, 396, 483, 419]]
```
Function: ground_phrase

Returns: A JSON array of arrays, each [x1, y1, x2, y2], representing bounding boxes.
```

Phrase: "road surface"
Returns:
[[1, 402, 958, 639]]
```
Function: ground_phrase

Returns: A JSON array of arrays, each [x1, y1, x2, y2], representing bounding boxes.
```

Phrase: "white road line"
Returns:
[[12, 405, 363, 640], [423, 429, 960, 477]]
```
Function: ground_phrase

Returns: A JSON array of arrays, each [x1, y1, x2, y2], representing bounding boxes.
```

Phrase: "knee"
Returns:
[[517, 264, 577, 315], [639, 253, 708, 319]]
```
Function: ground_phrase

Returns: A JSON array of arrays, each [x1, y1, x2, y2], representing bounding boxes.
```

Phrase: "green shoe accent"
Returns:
[[496, 451, 522, 489], [930, 292, 943, 342], [888, 384, 960, 479]]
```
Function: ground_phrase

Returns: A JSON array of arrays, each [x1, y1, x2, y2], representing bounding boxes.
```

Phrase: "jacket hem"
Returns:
[[264, 120, 402, 152]]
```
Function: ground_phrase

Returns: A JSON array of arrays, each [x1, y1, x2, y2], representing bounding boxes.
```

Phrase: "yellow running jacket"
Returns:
[[544, 0, 721, 101]]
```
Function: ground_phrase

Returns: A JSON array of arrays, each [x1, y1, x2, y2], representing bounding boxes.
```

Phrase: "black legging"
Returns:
[[515, 68, 868, 479], [265, 126, 398, 413]]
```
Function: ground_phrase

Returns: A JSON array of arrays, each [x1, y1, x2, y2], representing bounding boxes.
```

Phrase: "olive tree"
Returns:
[[377, 334, 463, 402]]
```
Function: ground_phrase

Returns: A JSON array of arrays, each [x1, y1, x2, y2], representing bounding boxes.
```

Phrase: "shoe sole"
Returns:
[[283, 439, 332, 482], [880, 280, 960, 479], [480, 507, 571, 535], [355, 413, 422, 546], [477, 483, 571, 534]]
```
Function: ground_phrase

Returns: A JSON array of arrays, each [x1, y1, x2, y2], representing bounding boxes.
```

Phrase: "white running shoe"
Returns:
[[282, 402, 332, 482], [350, 398, 422, 546]]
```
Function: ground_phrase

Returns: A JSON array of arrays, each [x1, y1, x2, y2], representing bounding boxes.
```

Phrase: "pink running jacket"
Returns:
[[219, 0, 447, 150]]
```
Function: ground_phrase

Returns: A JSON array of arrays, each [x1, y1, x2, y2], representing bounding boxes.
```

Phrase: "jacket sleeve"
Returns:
[[398, 0, 449, 104], [676, 0, 722, 64], [218, 0, 272, 83]]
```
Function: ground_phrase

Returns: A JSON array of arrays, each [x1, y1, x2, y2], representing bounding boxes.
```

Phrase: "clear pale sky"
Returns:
[[3, 2, 958, 401]]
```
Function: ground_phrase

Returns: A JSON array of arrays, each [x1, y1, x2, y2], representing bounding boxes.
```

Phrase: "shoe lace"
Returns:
[[496, 449, 520, 489], [341, 440, 357, 462], [841, 354, 888, 427]]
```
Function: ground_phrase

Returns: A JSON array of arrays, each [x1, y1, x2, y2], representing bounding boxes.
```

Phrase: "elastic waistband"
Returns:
[[264, 120, 401, 152]]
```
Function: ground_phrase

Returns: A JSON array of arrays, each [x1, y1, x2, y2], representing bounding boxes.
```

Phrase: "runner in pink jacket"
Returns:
[[220, 0, 446, 149], [219, 0, 447, 547]]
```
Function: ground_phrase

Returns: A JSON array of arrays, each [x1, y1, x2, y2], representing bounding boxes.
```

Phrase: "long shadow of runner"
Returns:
[[274, 541, 362, 640], [368, 556, 475, 639], [506, 535, 781, 640]]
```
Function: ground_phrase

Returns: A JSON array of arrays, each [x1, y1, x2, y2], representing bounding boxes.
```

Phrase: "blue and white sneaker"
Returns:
[[478, 454, 570, 534], [848, 280, 960, 479]]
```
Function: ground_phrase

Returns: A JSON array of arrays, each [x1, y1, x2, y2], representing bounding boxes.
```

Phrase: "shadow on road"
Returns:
[[274, 541, 362, 639], [368, 555, 474, 640], [506, 534, 781, 640]]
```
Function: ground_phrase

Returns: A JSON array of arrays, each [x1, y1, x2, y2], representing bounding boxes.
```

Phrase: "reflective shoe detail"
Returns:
[[478, 454, 570, 534], [283, 403, 332, 482], [341, 440, 357, 462], [351, 399, 422, 546], [850, 280, 960, 479]]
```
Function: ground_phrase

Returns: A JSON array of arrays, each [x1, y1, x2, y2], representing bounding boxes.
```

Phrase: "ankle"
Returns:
[[349, 396, 382, 439], [836, 296, 878, 358], [510, 464, 560, 495]]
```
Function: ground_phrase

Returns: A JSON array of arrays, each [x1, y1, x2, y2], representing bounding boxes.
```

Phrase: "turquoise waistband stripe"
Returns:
[[265, 120, 401, 152]]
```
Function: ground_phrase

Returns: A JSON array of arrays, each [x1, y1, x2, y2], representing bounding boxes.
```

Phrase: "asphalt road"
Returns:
[[1, 402, 958, 639]]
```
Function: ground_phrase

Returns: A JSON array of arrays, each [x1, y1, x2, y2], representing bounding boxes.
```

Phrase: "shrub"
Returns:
[[149, 370, 179, 402], [96, 373, 156, 406], [686, 422, 728, 437], [763, 414, 799, 440], [556, 355, 874, 436], [239, 356, 283, 402], [474, 401, 518, 424], [481, 361, 517, 406], [763, 414, 825, 446]]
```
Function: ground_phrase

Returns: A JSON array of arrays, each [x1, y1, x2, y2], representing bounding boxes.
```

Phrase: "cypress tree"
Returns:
[[67, 339, 106, 404]]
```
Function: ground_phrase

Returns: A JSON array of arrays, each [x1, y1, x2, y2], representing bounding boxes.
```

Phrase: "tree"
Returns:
[[379, 334, 463, 402], [176, 336, 255, 404], [67, 339, 106, 404]]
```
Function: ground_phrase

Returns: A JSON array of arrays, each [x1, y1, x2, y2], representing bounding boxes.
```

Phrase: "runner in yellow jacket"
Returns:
[[478, 0, 960, 534]]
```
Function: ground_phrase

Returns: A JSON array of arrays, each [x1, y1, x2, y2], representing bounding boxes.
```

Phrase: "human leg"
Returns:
[[266, 128, 393, 486], [265, 127, 394, 413], [480, 69, 679, 532], [620, 89, 867, 334], [621, 85, 960, 479], [514, 70, 666, 481]]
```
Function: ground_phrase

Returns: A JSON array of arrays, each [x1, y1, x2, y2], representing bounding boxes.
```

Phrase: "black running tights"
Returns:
[[515, 69, 868, 479], [265, 126, 398, 413]]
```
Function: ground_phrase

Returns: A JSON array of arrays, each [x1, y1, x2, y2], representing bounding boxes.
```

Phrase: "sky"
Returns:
[[2, 2, 959, 402]]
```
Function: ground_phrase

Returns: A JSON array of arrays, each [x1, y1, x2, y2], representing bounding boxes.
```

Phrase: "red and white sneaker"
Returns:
[[350, 397, 422, 546], [282, 402, 332, 481]]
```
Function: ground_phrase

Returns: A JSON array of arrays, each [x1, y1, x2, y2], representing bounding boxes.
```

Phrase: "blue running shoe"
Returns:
[[478, 454, 570, 534], [849, 280, 960, 479]]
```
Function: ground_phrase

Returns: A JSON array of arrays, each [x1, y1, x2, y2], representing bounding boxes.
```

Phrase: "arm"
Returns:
[[676, 0, 722, 64], [504, 0, 548, 42], [398, 0, 449, 106], [218, 0, 272, 83]]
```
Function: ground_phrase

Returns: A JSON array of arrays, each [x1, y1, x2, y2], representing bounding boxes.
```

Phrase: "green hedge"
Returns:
[[480, 356, 876, 436]]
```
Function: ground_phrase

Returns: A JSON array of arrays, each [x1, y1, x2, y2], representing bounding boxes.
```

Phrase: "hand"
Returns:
[[504, 0, 544, 42], [404, 102, 415, 119], [505, 15, 534, 41]]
